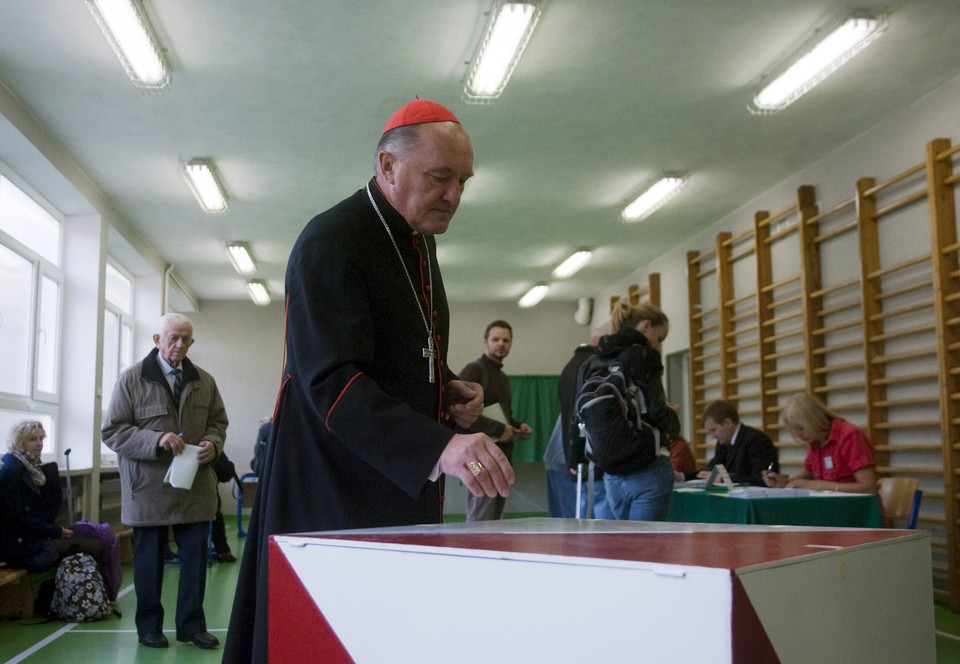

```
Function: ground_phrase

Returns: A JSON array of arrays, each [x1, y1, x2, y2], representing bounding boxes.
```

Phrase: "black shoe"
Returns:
[[177, 631, 220, 649], [139, 633, 169, 648], [216, 552, 237, 563]]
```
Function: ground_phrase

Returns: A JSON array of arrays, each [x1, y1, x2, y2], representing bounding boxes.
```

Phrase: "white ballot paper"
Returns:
[[164, 444, 201, 489], [482, 403, 508, 424]]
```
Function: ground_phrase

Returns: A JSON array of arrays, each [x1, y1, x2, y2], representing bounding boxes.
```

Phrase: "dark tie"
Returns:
[[173, 368, 183, 404]]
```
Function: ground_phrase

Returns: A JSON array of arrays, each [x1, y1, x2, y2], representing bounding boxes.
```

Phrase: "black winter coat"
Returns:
[[0, 455, 61, 565], [569, 327, 681, 472], [225, 182, 459, 664]]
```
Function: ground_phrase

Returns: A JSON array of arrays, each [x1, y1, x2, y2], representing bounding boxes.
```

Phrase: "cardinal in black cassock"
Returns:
[[223, 100, 514, 663]]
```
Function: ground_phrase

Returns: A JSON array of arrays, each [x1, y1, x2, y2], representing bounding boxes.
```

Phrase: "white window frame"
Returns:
[[100, 258, 135, 466], [102, 260, 135, 385], [0, 167, 64, 459]]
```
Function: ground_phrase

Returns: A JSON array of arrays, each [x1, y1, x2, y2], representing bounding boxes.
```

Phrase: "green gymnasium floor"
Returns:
[[0, 535, 241, 664], [2, 517, 960, 662]]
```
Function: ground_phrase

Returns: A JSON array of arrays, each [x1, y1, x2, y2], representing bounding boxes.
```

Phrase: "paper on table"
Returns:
[[482, 403, 508, 424], [164, 444, 201, 489], [728, 487, 810, 498]]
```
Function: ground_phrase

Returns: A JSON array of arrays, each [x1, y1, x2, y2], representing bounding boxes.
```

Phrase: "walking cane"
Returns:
[[575, 463, 583, 519], [64, 448, 73, 524]]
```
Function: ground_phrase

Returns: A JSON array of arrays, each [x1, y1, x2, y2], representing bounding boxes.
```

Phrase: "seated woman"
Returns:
[[0, 420, 103, 572], [763, 393, 876, 494]]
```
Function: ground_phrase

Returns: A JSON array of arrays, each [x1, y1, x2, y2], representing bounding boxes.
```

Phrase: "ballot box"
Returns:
[[268, 518, 933, 664]]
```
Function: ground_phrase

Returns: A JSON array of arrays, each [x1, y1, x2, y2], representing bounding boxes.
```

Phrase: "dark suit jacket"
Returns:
[[703, 424, 778, 486]]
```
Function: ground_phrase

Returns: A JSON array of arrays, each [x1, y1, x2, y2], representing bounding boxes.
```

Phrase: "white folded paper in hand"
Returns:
[[164, 444, 201, 489]]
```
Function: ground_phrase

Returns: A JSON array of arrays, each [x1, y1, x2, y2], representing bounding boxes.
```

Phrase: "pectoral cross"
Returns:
[[423, 336, 437, 383]]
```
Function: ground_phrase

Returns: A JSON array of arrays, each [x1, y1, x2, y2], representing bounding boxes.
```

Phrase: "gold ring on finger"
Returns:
[[467, 460, 484, 477]]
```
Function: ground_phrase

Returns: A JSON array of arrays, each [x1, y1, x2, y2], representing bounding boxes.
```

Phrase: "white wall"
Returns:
[[190, 38, 960, 461], [595, 71, 960, 361], [187, 300, 285, 465], [184, 297, 590, 469], [447, 300, 593, 375]]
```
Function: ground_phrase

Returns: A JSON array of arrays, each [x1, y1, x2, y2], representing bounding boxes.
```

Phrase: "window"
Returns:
[[102, 262, 134, 398], [0, 175, 60, 266], [36, 275, 60, 397], [101, 305, 134, 403], [0, 172, 63, 458], [101, 261, 134, 464], [102, 309, 120, 402], [0, 190, 63, 400], [104, 261, 132, 312], [0, 409, 55, 454], [0, 243, 33, 395]]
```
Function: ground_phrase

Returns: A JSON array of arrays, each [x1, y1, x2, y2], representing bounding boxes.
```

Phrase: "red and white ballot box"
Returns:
[[268, 518, 934, 664]]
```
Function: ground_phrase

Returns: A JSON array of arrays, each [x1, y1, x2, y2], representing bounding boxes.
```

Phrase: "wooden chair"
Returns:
[[877, 477, 922, 529]]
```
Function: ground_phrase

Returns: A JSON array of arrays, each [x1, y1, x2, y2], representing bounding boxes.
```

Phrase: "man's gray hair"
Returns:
[[373, 124, 423, 173], [157, 312, 193, 336]]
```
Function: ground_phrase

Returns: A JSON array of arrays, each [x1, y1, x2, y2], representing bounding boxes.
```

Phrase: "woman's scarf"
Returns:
[[12, 450, 47, 487]]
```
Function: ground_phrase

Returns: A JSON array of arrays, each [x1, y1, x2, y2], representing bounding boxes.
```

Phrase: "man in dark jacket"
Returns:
[[697, 400, 778, 486], [223, 99, 515, 664], [209, 450, 237, 563], [102, 313, 228, 650], [549, 324, 608, 518], [458, 320, 532, 521]]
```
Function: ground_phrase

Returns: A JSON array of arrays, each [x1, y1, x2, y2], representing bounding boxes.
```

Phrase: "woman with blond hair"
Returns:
[[0, 421, 103, 571], [763, 393, 876, 494], [572, 301, 681, 520]]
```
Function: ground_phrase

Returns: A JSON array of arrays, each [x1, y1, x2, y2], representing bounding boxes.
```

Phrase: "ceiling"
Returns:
[[1, 1, 960, 305]]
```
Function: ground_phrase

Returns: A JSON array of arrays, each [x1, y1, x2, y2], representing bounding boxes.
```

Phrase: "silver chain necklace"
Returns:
[[365, 183, 437, 383]]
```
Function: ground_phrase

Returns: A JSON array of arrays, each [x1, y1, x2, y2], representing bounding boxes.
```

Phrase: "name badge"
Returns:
[[824, 455, 834, 470]]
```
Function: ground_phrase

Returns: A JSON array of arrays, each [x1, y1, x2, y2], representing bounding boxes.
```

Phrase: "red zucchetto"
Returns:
[[383, 99, 460, 134]]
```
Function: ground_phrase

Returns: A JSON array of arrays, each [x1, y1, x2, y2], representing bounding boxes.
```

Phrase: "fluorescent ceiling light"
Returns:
[[621, 174, 688, 223], [518, 283, 549, 308], [464, 2, 541, 102], [552, 249, 593, 279], [180, 158, 228, 214], [750, 12, 887, 114], [226, 243, 257, 276], [246, 280, 271, 306], [85, 0, 170, 91]]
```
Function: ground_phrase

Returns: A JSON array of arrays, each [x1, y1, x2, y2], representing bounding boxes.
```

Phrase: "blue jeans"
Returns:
[[547, 467, 610, 519], [586, 474, 611, 519], [603, 456, 673, 521]]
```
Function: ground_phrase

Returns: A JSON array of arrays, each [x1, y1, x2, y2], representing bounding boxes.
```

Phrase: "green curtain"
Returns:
[[507, 375, 561, 462]]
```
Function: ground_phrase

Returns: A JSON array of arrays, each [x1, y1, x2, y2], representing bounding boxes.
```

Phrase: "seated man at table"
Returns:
[[696, 401, 778, 486]]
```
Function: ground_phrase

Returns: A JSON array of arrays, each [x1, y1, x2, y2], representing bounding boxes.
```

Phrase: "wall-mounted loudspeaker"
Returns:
[[574, 297, 593, 325]]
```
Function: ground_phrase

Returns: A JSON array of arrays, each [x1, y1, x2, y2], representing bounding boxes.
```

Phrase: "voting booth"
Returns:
[[268, 518, 934, 664]]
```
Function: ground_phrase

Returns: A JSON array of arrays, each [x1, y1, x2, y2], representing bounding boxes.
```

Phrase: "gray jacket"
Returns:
[[101, 348, 228, 526]]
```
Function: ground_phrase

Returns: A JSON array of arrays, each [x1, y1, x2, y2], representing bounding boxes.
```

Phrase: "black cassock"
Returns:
[[224, 181, 458, 663]]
